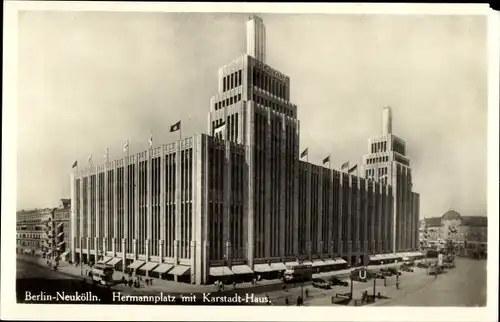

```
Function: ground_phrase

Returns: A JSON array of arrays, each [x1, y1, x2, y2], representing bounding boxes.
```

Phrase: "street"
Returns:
[[16, 256, 486, 306], [279, 257, 486, 307], [379, 257, 486, 306]]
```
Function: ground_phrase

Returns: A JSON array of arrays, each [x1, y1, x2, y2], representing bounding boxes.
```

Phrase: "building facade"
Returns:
[[71, 16, 420, 285], [16, 208, 51, 256], [420, 210, 487, 257], [362, 106, 420, 253]]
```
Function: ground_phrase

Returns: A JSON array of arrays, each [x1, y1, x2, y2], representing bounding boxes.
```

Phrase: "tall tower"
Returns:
[[246, 15, 266, 63], [362, 107, 420, 253], [208, 16, 300, 268]]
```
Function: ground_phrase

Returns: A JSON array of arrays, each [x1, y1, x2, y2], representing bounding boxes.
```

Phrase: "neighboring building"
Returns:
[[70, 16, 420, 285], [16, 208, 51, 256], [420, 210, 487, 257], [54, 198, 71, 261], [362, 107, 420, 252]]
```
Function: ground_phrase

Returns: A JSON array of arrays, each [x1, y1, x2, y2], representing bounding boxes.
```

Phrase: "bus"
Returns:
[[91, 263, 114, 286], [283, 264, 314, 283]]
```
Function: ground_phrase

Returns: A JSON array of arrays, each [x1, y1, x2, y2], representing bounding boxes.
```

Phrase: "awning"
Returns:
[[169, 265, 190, 276], [60, 251, 70, 258], [253, 263, 272, 272], [58, 241, 65, 246], [57, 232, 64, 237], [231, 265, 254, 274], [210, 266, 234, 276], [97, 256, 112, 264], [270, 262, 287, 271], [139, 262, 159, 272], [302, 261, 313, 266], [153, 263, 173, 274], [35, 250, 42, 255], [312, 260, 328, 267], [107, 257, 122, 267], [334, 258, 347, 264], [285, 261, 300, 268], [369, 255, 384, 261], [128, 260, 146, 270], [323, 259, 336, 265], [57, 222, 64, 227]]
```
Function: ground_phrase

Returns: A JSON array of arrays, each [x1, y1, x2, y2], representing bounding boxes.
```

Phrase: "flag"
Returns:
[[341, 161, 349, 170], [72, 160, 78, 168], [123, 140, 129, 152], [170, 121, 181, 132], [149, 134, 153, 147], [300, 148, 308, 159], [104, 148, 109, 161], [87, 154, 92, 165], [322, 155, 330, 165], [348, 164, 357, 173], [214, 122, 226, 135]]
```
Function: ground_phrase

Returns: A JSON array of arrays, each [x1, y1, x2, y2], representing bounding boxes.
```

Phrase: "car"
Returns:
[[400, 266, 414, 272], [373, 272, 386, 279], [312, 278, 331, 289], [329, 277, 349, 287], [388, 267, 402, 276], [417, 262, 430, 269]]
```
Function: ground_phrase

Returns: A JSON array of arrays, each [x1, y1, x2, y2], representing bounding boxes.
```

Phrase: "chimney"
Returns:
[[382, 106, 392, 135], [246, 15, 266, 63]]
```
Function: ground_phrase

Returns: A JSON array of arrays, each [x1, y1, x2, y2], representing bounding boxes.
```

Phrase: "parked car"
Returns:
[[312, 278, 331, 289], [400, 266, 414, 272], [373, 272, 386, 279], [329, 277, 349, 287], [417, 262, 430, 269], [388, 267, 402, 276]]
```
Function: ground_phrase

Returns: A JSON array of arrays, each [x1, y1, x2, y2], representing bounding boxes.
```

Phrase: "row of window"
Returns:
[[253, 94, 294, 117], [367, 156, 389, 164], [214, 94, 242, 111], [252, 67, 287, 100], [222, 70, 242, 92], [371, 141, 387, 153]]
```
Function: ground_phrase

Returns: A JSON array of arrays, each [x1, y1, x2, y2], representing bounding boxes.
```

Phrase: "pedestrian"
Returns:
[[285, 297, 289, 306], [233, 281, 236, 289], [150, 278, 153, 286], [305, 289, 309, 298]]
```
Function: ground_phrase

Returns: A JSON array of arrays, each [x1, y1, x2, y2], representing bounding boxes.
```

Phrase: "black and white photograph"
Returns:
[[2, 2, 498, 321]]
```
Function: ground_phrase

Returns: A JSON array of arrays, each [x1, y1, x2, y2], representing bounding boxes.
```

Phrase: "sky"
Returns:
[[17, 12, 488, 218]]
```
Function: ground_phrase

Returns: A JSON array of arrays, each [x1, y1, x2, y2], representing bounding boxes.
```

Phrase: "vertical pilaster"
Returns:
[[124, 156, 129, 256], [223, 141, 231, 260], [264, 110, 271, 258], [174, 141, 181, 265], [160, 146, 166, 259], [392, 163, 398, 253], [355, 179, 361, 259], [338, 173, 343, 258], [147, 149, 152, 260], [328, 170, 334, 258], [79, 175, 84, 263], [104, 162, 108, 254], [293, 121, 300, 256], [112, 161, 117, 257], [245, 104, 255, 266], [371, 182, 376, 254], [122, 238, 126, 273], [305, 163, 312, 260], [134, 156, 139, 259], [317, 169, 323, 258], [279, 116, 286, 259], [87, 171, 92, 259], [346, 175, 352, 265], [70, 173, 76, 263], [96, 167, 100, 256]]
